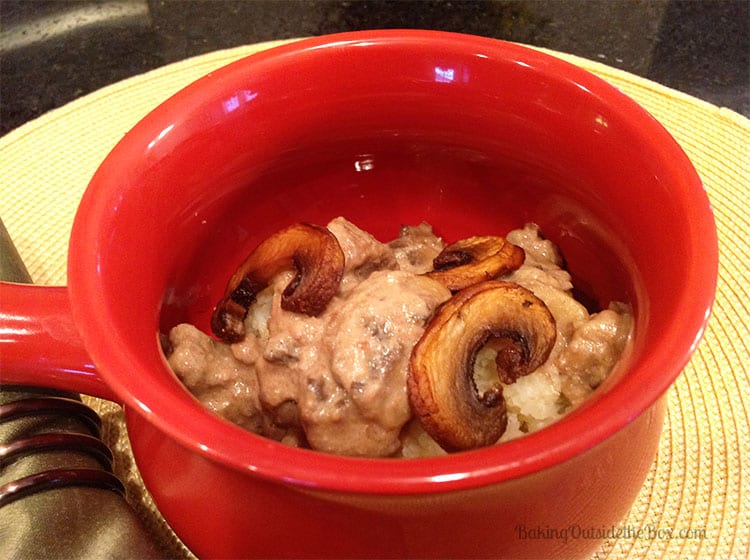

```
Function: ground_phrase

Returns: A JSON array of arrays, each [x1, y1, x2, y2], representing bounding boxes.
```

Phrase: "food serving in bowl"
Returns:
[[165, 218, 633, 458], [0, 30, 717, 559]]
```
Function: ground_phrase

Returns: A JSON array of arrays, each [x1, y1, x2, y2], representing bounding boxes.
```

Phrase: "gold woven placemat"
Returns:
[[1, 40, 748, 559]]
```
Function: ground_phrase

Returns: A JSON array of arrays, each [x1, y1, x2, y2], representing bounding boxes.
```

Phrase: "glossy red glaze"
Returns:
[[0, 31, 717, 558], [129, 396, 666, 559], [0, 284, 115, 401]]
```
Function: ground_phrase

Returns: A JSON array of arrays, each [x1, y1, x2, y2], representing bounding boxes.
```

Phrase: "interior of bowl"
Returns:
[[69, 31, 717, 492]]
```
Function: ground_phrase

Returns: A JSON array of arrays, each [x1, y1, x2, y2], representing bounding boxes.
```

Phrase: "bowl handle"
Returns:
[[0, 282, 119, 403]]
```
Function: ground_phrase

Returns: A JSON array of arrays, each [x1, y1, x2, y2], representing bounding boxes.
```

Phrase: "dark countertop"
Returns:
[[1, 0, 748, 137]]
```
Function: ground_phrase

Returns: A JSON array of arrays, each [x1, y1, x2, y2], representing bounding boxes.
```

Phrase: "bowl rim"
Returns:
[[69, 29, 718, 494]]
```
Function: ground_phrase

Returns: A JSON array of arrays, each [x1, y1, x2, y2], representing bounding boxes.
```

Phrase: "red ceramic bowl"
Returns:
[[2, 31, 717, 558]]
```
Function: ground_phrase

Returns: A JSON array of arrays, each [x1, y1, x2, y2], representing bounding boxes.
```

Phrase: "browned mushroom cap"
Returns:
[[407, 280, 557, 452], [426, 236, 525, 292], [211, 222, 345, 342]]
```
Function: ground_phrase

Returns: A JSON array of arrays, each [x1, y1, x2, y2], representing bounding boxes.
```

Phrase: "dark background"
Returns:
[[1, 0, 748, 136]]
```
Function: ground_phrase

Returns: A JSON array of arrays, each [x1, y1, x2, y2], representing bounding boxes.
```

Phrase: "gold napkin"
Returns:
[[0, 220, 167, 559], [1, 40, 747, 559]]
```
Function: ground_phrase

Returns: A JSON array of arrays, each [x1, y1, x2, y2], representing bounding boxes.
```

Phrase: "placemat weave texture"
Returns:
[[1, 40, 748, 559]]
